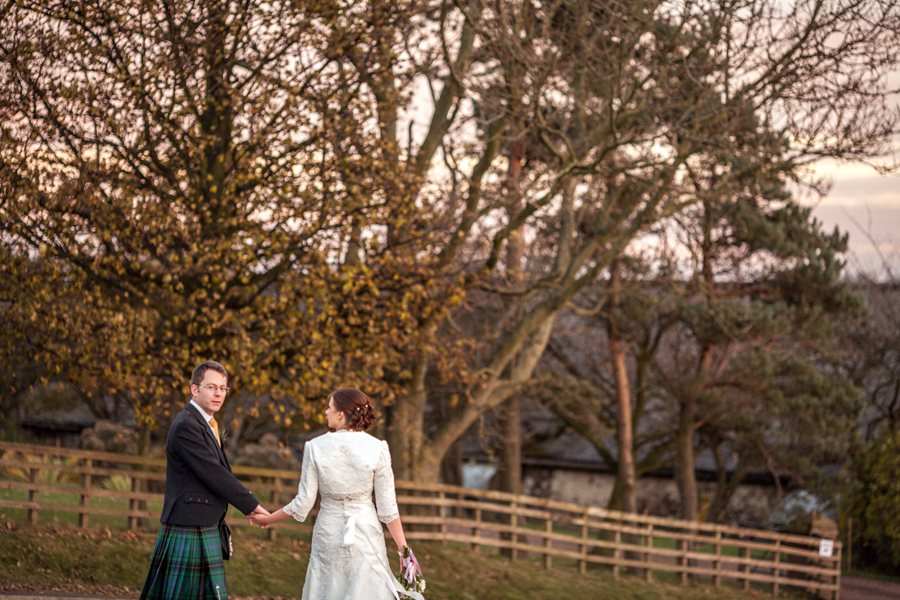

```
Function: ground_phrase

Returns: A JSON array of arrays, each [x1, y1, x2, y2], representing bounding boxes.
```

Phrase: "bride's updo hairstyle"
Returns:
[[330, 387, 376, 431]]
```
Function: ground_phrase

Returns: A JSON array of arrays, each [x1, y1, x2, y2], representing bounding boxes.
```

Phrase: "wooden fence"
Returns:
[[0, 441, 841, 598]]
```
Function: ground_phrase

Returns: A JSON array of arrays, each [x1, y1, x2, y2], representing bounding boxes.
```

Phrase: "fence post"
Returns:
[[833, 543, 842, 600], [772, 539, 781, 597], [644, 523, 653, 582], [613, 528, 621, 579], [678, 536, 687, 585], [846, 516, 852, 573], [79, 459, 92, 529], [509, 500, 517, 560], [28, 467, 39, 525], [579, 509, 588, 575], [268, 477, 278, 541], [544, 518, 552, 570], [128, 476, 138, 530], [713, 530, 722, 587], [135, 462, 148, 530], [742, 545, 751, 591], [472, 507, 481, 555], [440, 491, 447, 545]]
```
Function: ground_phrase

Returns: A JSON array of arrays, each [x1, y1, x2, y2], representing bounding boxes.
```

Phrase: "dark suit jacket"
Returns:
[[160, 403, 259, 526]]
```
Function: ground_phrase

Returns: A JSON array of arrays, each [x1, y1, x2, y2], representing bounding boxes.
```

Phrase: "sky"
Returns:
[[810, 159, 900, 277], [402, 66, 900, 280], [807, 64, 900, 278]]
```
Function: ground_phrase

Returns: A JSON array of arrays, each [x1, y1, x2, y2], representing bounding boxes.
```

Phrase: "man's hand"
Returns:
[[248, 505, 271, 528]]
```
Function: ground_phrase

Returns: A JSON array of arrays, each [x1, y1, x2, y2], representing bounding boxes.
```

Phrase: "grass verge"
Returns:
[[844, 568, 900, 584], [0, 523, 808, 600]]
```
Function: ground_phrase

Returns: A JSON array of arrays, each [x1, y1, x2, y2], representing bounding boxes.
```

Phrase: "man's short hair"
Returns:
[[191, 361, 229, 386]]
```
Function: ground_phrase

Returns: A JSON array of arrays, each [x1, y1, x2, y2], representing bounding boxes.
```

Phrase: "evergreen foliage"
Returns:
[[848, 431, 900, 572], [541, 161, 866, 520]]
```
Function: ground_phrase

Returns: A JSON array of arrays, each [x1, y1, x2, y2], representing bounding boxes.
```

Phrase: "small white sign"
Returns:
[[819, 539, 834, 557]]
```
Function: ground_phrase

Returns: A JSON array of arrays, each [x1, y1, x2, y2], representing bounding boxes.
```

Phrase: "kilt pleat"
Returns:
[[140, 524, 227, 600]]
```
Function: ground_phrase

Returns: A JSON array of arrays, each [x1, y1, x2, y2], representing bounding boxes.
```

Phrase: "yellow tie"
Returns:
[[209, 417, 221, 447]]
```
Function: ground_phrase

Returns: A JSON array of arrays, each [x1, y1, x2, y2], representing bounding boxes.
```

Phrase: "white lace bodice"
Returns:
[[284, 431, 400, 524]]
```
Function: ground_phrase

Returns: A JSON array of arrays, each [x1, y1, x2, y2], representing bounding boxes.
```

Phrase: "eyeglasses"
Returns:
[[199, 384, 230, 394]]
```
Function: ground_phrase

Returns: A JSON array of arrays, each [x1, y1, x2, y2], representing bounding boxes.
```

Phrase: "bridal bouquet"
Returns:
[[397, 545, 426, 594]]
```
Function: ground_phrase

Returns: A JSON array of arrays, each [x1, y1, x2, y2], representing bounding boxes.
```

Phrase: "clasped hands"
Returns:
[[248, 504, 274, 528]]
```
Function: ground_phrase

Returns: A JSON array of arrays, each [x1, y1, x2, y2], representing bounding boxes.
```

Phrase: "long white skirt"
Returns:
[[301, 498, 423, 600]]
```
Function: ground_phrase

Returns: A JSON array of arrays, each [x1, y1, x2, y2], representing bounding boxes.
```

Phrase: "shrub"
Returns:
[[102, 475, 133, 492], [79, 421, 138, 455], [848, 431, 900, 573], [0, 450, 80, 485], [232, 433, 300, 471]]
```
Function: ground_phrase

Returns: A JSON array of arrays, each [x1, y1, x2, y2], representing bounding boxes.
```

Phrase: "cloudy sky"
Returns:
[[810, 159, 900, 277]]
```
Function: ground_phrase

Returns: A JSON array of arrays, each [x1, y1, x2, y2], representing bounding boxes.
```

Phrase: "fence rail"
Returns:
[[0, 440, 841, 598]]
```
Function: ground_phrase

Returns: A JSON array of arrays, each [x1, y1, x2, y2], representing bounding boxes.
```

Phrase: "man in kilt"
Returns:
[[141, 361, 270, 600]]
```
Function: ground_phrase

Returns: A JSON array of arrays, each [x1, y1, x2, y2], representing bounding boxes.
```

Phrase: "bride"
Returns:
[[250, 388, 424, 600]]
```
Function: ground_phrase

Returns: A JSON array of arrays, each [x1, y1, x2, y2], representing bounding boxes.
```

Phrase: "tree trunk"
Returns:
[[497, 141, 524, 497], [497, 395, 522, 557], [607, 263, 637, 515], [605, 468, 625, 511], [707, 446, 749, 523], [497, 396, 522, 495], [611, 341, 637, 514], [409, 312, 557, 483], [677, 203, 715, 523], [399, 169, 567, 484], [676, 345, 714, 521], [439, 438, 463, 487], [224, 413, 241, 456], [675, 397, 699, 521], [386, 359, 428, 481], [137, 419, 152, 457]]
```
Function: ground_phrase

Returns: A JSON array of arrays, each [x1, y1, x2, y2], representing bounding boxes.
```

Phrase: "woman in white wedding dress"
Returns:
[[250, 388, 424, 600]]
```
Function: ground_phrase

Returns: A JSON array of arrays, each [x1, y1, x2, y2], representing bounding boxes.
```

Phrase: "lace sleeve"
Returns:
[[374, 441, 399, 523], [283, 443, 318, 522]]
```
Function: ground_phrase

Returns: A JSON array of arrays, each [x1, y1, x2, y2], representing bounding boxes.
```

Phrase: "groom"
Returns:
[[140, 360, 269, 600]]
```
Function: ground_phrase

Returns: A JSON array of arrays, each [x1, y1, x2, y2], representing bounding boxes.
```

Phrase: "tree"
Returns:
[[381, 0, 900, 483], [0, 0, 453, 448], [842, 264, 900, 443], [540, 263, 681, 513], [542, 170, 866, 521], [840, 249, 900, 573], [2, 0, 898, 485], [848, 430, 900, 572]]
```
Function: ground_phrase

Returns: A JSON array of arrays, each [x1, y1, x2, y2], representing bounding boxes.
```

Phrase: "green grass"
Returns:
[[0, 523, 809, 600], [0, 488, 811, 599]]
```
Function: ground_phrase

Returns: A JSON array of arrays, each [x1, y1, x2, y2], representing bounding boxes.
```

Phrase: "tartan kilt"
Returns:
[[140, 524, 228, 600]]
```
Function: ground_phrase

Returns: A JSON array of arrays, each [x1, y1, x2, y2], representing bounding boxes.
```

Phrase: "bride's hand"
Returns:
[[249, 506, 271, 528], [249, 514, 269, 528]]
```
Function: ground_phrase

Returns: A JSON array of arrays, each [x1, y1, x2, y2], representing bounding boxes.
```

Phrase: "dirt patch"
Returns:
[[841, 575, 900, 600], [0, 582, 135, 598]]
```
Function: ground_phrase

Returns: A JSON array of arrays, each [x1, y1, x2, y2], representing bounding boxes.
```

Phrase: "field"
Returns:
[[0, 520, 806, 600]]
